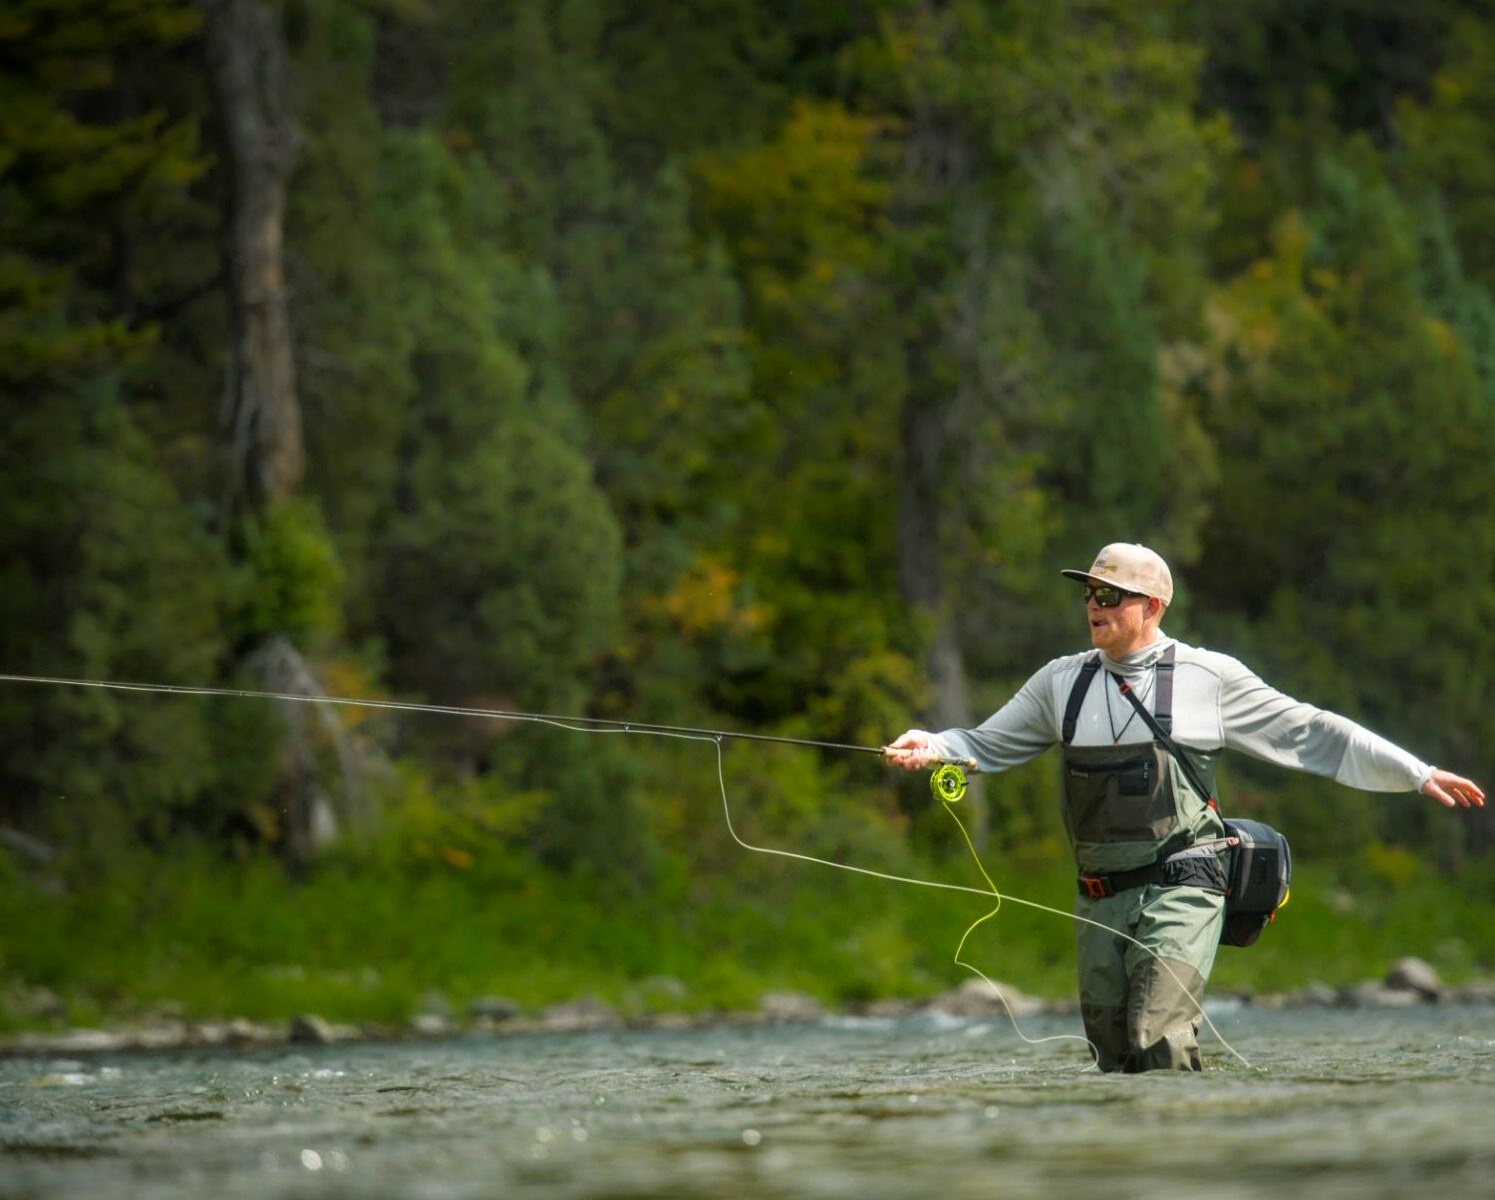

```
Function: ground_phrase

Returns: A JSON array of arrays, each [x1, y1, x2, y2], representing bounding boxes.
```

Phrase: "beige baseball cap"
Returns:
[[1060, 543, 1174, 604]]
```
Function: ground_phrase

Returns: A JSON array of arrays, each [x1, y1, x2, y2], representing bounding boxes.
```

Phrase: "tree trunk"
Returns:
[[200, 0, 304, 509], [200, 0, 333, 862]]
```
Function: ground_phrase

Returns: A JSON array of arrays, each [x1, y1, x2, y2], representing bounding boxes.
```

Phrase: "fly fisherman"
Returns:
[[884, 543, 1485, 1073]]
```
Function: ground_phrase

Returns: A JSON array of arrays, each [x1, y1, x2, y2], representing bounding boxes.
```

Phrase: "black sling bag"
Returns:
[[1108, 657, 1293, 949]]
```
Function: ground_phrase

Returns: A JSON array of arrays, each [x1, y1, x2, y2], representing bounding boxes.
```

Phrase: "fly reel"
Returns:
[[930, 763, 968, 804]]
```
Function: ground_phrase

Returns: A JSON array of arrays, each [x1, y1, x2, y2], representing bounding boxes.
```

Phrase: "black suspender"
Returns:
[[1061, 644, 1177, 744], [1154, 647, 1175, 736], [1061, 655, 1103, 744]]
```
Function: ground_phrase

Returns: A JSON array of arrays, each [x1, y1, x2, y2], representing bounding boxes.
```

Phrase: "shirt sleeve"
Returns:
[[927, 662, 1059, 773], [1216, 657, 1432, 793]]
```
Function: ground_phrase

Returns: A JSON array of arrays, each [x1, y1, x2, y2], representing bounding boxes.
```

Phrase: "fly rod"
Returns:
[[0, 672, 976, 774]]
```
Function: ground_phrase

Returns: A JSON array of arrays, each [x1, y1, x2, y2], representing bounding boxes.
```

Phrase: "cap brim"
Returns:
[[1059, 569, 1106, 585]]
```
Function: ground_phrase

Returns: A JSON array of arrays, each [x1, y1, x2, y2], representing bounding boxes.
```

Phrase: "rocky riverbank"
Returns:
[[3, 957, 1492, 1058]]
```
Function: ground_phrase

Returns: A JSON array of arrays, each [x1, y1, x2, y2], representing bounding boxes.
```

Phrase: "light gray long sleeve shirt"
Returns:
[[928, 633, 1432, 792]]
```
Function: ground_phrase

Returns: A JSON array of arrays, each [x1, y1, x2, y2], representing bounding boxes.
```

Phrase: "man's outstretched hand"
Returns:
[[1422, 768, 1486, 809]]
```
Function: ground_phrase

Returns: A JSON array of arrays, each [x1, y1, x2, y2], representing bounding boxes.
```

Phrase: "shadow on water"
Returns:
[[1, 1005, 1492, 1199]]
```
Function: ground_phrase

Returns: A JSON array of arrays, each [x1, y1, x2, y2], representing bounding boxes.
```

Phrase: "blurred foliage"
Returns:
[[1, 0, 1492, 1017], [231, 498, 345, 644]]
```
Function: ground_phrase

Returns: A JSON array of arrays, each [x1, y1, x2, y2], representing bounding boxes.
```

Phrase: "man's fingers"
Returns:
[[884, 752, 929, 769], [1424, 771, 1486, 809], [883, 730, 933, 769], [882, 740, 934, 771], [1452, 781, 1486, 808], [1428, 770, 1486, 809]]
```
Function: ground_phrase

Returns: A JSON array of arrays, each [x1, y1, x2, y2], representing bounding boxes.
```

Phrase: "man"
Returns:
[[885, 542, 1484, 1072]]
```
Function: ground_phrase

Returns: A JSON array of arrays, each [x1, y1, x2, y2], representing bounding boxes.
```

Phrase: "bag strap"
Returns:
[[1114, 649, 1218, 811], [1061, 654, 1103, 745]]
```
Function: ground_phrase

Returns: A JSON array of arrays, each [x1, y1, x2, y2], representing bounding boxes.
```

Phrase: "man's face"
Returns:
[[1084, 585, 1154, 656]]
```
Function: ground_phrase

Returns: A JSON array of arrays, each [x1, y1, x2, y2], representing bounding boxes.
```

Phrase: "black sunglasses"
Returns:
[[1082, 584, 1144, 608]]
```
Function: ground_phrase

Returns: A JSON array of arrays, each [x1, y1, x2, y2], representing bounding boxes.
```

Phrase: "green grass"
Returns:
[[1, 840, 1490, 1035]]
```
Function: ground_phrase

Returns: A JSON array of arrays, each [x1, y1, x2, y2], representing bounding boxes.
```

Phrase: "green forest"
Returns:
[[2, 0, 1493, 1031]]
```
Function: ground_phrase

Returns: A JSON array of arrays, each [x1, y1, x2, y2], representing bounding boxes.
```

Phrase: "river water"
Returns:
[[3, 1004, 1491, 1199]]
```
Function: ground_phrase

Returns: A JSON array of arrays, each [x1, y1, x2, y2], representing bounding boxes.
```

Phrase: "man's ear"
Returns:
[[1148, 597, 1165, 620]]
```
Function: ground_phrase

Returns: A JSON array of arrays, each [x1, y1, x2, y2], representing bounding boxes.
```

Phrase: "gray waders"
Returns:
[[1061, 648, 1226, 1072]]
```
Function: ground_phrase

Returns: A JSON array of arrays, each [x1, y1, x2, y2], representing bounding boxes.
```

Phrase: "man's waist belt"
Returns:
[[1077, 840, 1232, 900], [1077, 861, 1166, 899]]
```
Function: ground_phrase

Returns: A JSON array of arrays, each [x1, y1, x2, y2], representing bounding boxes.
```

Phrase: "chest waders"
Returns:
[[1061, 647, 1228, 1072]]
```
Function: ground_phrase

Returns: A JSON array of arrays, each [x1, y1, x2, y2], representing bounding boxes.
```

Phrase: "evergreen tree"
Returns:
[[1194, 161, 1495, 856], [1398, 15, 1495, 291], [0, 0, 257, 854], [365, 129, 623, 717]]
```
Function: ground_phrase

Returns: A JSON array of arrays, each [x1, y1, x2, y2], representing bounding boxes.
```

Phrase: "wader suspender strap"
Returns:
[[1061, 656, 1104, 745], [1114, 648, 1218, 811], [1153, 647, 1175, 735], [1060, 646, 1176, 744]]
